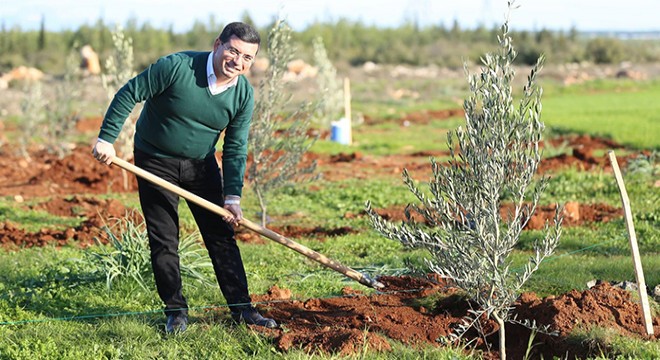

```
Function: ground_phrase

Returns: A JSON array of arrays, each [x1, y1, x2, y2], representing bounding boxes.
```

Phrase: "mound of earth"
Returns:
[[228, 275, 660, 359]]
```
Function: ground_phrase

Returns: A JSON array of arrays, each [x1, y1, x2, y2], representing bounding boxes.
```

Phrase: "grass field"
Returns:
[[0, 77, 659, 359]]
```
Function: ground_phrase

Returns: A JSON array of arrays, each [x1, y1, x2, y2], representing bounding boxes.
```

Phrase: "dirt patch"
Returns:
[[539, 134, 649, 173], [0, 134, 643, 198], [236, 225, 359, 244], [358, 202, 622, 229], [364, 107, 465, 126], [0, 195, 139, 249], [0, 145, 138, 199], [501, 202, 623, 230], [214, 276, 660, 359]]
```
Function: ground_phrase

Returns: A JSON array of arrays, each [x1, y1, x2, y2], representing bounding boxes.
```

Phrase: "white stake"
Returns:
[[608, 150, 654, 336], [343, 77, 352, 145]]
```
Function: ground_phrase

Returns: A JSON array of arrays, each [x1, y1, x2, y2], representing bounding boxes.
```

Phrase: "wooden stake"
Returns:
[[343, 77, 352, 145], [608, 150, 654, 336]]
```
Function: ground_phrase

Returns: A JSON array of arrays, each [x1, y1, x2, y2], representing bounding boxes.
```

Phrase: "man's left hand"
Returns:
[[223, 196, 242, 226]]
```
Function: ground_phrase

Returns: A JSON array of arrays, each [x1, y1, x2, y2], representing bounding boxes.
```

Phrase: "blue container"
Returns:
[[330, 118, 351, 145]]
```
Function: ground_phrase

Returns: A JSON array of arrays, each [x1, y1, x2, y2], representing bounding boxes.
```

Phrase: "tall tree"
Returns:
[[37, 15, 46, 51]]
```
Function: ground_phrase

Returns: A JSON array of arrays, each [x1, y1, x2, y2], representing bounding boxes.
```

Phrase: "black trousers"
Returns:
[[134, 150, 252, 316]]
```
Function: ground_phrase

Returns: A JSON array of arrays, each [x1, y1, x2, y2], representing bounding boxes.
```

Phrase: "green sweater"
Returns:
[[99, 51, 254, 196]]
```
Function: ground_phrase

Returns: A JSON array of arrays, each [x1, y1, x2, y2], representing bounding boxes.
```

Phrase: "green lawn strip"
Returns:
[[542, 80, 660, 150], [244, 178, 417, 227], [0, 317, 474, 360], [510, 251, 660, 297], [311, 117, 461, 156], [0, 201, 81, 232], [0, 193, 142, 233]]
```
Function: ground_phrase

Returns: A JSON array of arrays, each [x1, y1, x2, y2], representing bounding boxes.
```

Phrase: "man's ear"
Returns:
[[213, 38, 222, 51]]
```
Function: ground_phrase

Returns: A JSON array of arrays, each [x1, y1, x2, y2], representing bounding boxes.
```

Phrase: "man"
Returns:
[[92, 22, 277, 333]]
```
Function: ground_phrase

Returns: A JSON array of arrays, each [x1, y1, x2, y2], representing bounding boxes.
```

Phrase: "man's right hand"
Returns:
[[92, 139, 116, 166]]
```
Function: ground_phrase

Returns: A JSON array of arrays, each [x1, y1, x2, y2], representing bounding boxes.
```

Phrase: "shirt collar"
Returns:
[[207, 51, 238, 95]]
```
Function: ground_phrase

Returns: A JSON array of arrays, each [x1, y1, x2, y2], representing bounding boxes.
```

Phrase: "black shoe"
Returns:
[[231, 307, 278, 329], [165, 313, 188, 334]]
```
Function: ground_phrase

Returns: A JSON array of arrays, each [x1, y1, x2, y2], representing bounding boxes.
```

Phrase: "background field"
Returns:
[[0, 18, 659, 360]]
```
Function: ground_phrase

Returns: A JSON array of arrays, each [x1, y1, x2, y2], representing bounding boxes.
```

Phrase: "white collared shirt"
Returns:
[[207, 51, 238, 95]]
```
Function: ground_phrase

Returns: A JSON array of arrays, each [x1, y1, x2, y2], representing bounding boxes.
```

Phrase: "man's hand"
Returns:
[[223, 195, 243, 226], [92, 139, 116, 166]]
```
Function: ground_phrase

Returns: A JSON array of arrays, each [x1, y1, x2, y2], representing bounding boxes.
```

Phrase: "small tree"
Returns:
[[312, 36, 343, 127], [46, 50, 82, 158], [18, 81, 47, 159], [366, 5, 561, 359], [102, 26, 140, 189], [247, 19, 319, 226], [18, 50, 81, 159]]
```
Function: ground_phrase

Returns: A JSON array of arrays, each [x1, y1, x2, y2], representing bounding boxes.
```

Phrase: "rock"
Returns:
[[6, 66, 44, 82], [611, 280, 638, 292], [249, 57, 269, 75], [563, 201, 580, 222], [653, 284, 660, 301]]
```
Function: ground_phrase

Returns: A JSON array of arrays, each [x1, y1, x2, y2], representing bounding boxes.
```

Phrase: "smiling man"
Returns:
[[92, 22, 277, 333]]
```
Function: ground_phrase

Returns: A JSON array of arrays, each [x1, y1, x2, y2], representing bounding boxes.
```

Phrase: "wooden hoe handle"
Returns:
[[112, 156, 384, 289]]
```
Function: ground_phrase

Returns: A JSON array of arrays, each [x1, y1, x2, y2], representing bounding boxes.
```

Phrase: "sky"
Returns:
[[2, 0, 659, 33]]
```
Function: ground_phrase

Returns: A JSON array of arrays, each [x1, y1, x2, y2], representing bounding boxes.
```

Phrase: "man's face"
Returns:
[[212, 35, 259, 81]]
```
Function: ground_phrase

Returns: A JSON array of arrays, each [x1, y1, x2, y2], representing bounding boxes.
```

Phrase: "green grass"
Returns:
[[0, 202, 81, 232], [542, 80, 660, 150], [311, 117, 462, 156]]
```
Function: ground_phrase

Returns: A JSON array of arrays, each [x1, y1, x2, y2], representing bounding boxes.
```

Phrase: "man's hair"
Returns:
[[219, 22, 261, 47]]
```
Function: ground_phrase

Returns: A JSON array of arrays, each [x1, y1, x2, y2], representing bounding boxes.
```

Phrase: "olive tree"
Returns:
[[247, 19, 319, 226], [366, 6, 561, 359], [102, 27, 139, 189]]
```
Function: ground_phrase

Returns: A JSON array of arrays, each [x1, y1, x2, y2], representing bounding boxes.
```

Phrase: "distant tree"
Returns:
[[37, 15, 46, 51], [312, 36, 342, 127], [586, 37, 626, 64], [240, 10, 256, 28]]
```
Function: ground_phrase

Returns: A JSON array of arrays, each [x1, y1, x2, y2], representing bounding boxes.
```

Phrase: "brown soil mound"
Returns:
[[0, 146, 138, 198], [220, 276, 659, 359]]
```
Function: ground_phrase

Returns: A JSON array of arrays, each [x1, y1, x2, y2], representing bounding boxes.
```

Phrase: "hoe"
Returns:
[[112, 156, 385, 289]]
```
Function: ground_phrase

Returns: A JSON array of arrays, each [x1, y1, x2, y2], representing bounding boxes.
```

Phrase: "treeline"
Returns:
[[2, 14, 658, 74]]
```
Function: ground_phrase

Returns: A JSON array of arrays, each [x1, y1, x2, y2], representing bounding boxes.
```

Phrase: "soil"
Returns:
[[242, 276, 660, 359], [0, 126, 656, 358]]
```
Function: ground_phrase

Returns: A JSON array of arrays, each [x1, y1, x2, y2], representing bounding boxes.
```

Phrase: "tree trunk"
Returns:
[[495, 314, 506, 360], [256, 188, 267, 227], [122, 168, 129, 190]]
